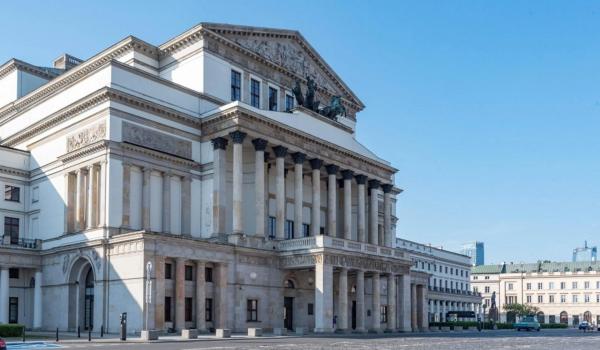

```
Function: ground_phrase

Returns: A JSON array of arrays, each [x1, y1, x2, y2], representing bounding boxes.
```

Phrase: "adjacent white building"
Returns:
[[0, 23, 434, 334]]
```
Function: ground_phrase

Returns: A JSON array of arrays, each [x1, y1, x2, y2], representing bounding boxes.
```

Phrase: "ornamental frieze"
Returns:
[[66, 121, 106, 152], [122, 121, 192, 159]]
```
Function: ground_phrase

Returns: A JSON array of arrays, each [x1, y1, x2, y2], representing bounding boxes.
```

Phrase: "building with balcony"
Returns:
[[396, 238, 482, 322], [471, 261, 600, 326], [0, 23, 430, 334]]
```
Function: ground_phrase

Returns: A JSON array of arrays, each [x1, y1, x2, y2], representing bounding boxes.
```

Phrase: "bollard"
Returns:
[[101, 325, 104, 337], [78, 325, 81, 338], [88, 329, 91, 342], [56, 328, 59, 342]]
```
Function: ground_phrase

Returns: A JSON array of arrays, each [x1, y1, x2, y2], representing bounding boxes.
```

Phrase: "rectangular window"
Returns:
[[538, 282, 543, 290], [9, 297, 18, 323], [185, 265, 193, 281], [307, 303, 314, 315], [526, 283, 531, 290], [165, 263, 173, 280], [549, 295, 555, 303], [185, 297, 193, 322], [268, 216, 276, 239], [538, 295, 543, 303], [4, 217, 19, 244], [9, 268, 18, 279], [285, 94, 294, 111], [250, 79, 260, 108], [205, 298, 213, 322], [4, 185, 20, 202], [302, 224, 310, 237], [380, 305, 388, 323], [268, 87, 278, 111], [247, 299, 258, 321], [164, 296, 172, 322], [285, 220, 294, 239], [205, 267, 213, 283], [231, 70, 241, 101]]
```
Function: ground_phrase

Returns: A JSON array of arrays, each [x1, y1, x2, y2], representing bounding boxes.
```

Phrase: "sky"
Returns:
[[1, 1, 599, 264]]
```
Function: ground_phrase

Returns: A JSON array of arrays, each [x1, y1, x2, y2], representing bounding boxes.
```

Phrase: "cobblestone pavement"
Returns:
[[9, 329, 600, 350]]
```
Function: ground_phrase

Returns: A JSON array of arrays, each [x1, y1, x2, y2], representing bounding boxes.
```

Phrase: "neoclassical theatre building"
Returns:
[[0, 23, 433, 334]]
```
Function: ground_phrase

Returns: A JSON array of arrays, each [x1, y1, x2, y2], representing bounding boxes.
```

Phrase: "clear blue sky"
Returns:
[[2, 1, 599, 263]]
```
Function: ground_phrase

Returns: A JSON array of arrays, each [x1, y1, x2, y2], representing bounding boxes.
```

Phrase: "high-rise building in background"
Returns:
[[460, 242, 485, 266], [573, 241, 597, 262]]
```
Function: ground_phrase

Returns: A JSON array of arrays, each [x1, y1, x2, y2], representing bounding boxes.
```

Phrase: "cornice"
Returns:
[[201, 106, 397, 179]]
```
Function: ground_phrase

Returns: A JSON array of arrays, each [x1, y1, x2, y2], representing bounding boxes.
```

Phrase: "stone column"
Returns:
[[325, 165, 338, 236], [142, 167, 152, 231], [195, 261, 206, 332], [292, 152, 306, 238], [382, 184, 393, 247], [230, 131, 247, 235], [33, 270, 42, 329], [216, 263, 229, 329], [181, 176, 191, 236], [417, 285, 428, 331], [0, 267, 7, 324], [368, 180, 381, 245], [355, 269, 366, 333], [162, 172, 171, 234], [98, 160, 107, 227], [387, 274, 396, 331], [252, 139, 268, 237], [398, 274, 412, 332], [273, 146, 288, 239], [86, 164, 99, 229], [341, 170, 353, 240], [411, 284, 418, 331], [310, 159, 323, 236], [75, 168, 86, 231], [314, 259, 333, 333], [355, 175, 367, 242], [212, 137, 228, 236], [371, 273, 381, 332], [337, 268, 348, 332], [122, 163, 131, 228], [175, 258, 186, 330]]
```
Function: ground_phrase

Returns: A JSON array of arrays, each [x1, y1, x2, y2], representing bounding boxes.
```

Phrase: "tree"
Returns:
[[503, 303, 540, 317]]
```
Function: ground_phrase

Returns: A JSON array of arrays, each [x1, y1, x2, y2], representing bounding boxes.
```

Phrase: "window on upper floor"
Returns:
[[250, 79, 260, 108], [285, 94, 294, 112], [268, 87, 278, 111], [231, 70, 241, 101], [4, 185, 20, 202], [4, 217, 19, 244]]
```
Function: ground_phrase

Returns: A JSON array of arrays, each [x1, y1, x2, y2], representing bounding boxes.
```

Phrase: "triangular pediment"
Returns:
[[201, 23, 364, 111]]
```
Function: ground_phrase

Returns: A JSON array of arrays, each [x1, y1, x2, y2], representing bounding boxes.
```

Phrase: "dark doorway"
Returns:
[[284, 297, 294, 330], [351, 301, 357, 329]]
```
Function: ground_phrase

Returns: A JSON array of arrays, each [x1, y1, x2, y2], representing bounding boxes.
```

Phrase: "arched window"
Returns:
[[536, 311, 545, 324], [284, 279, 295, 289], [560, 311, 568, 324], [584, 311, 592, 323]]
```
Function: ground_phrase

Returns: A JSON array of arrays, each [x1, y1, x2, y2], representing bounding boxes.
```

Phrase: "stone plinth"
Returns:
[[141, 330, 159, 341], [248, 328, 262, 337], [216, 329, 231, 338], [181, 329, 198, 339]]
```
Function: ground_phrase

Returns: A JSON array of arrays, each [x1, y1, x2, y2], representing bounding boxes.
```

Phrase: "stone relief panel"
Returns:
[[66, 121, 106, 152], [122, 121, 192, 159]]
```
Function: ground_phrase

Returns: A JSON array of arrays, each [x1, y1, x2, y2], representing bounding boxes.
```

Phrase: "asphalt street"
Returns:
[[7, 329, 600, 350]]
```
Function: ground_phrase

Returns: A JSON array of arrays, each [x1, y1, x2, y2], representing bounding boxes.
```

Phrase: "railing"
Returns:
[[0, 236, 41, 249], [277, 235, 408, 259]]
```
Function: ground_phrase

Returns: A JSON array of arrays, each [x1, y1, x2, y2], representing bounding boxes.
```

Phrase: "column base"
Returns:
[[313, 327, 334, 333]]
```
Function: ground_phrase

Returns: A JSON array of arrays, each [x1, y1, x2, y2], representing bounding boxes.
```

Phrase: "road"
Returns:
[[7, 328, 600, 350]]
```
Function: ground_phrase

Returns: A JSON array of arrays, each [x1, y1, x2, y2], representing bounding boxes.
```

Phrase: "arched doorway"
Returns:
[[537, 311, 545, 324], [584, 311, 592, 323], [67, 258, 96, 331], [560, 311, 568, 324]]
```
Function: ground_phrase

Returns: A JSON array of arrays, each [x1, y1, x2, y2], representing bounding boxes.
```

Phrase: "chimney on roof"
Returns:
[[53, 54, 83, 71]]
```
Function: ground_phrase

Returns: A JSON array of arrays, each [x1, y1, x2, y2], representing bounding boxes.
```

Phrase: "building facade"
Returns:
[[460, 242, 484, 267], [397, 239, 482, 322], [472, 261, 600, 326], [0, 23, 431, 334]]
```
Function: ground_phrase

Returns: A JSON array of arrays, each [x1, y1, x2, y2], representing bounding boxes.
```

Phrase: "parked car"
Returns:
[[514, 316, 541, 331], [579, 321, 594, 331], [0, 337, 6, 350]]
